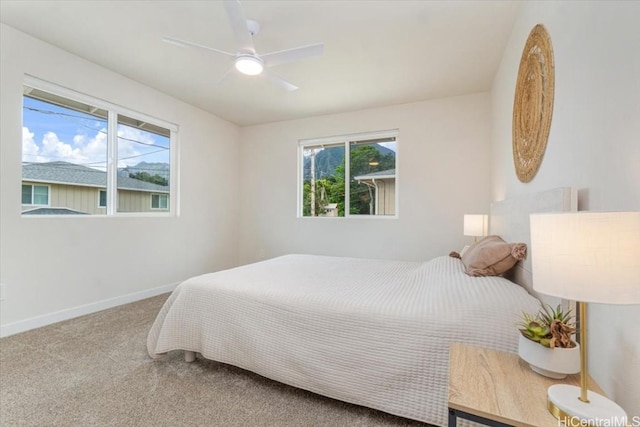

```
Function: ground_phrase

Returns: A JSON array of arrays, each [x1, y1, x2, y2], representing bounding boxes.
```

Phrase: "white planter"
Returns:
[[518, 334, 580, 379]]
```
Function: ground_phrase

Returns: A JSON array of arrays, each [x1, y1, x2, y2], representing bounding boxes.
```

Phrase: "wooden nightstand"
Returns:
[[448, 343, 605, 427]]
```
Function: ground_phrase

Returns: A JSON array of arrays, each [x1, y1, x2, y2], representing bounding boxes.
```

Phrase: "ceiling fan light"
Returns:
[[235, 56, 264, 76]]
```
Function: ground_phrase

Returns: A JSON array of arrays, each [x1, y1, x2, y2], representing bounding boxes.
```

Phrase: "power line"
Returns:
[[22, 146, 169, 166], [23, 106, 170, 150], [23, 105, 106, 122]]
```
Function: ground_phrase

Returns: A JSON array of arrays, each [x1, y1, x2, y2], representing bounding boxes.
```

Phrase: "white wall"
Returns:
[[237, 93, 492, 264], [491, 1, 640, 416], [0, 24, 240, 333]]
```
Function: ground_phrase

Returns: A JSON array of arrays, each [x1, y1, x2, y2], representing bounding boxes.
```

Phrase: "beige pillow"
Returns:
[[461, 235, 527, 277]]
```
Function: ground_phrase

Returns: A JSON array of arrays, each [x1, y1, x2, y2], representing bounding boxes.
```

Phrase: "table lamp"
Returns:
[[530, 211, 640, 426], [463, 214, 488, 243]]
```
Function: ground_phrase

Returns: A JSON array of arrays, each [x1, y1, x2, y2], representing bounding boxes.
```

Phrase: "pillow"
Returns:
[[461, 235, 527, 277], [448, 245, 471, 259], [459, 245, 471, 257]]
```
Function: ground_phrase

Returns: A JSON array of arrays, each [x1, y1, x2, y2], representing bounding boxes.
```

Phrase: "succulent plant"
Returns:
[[519, 304, 576, 349]]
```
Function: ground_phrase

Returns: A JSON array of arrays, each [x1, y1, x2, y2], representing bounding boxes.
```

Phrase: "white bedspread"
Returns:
[[147, 254, 541, 426]]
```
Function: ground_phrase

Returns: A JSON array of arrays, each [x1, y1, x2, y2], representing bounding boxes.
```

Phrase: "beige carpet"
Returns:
[[0, 294, 429, 427]]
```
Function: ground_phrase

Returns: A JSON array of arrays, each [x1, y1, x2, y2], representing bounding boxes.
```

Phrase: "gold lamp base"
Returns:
[[547, 384, 628, 427], [546, 303, 628, 427]]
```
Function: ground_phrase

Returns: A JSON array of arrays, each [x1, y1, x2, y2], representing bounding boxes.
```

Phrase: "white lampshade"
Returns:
[[235, 55, 264, 76], [463, 214, 488, 237], [530, 211, 640, 304]]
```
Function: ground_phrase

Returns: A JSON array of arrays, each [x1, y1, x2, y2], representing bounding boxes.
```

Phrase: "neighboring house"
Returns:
[[353, 169, 396, 216], [22, 161, 169, 214], [321, 203, 339, 217]]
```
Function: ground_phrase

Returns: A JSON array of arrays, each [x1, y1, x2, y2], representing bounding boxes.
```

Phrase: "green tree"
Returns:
[[302, 144, 394, 216], [303, 177, 344, 216], [129, 171, 168, 187]]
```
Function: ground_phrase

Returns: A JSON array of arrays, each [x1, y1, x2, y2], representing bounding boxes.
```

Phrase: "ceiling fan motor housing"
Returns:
[[246, 19, 260, 37]]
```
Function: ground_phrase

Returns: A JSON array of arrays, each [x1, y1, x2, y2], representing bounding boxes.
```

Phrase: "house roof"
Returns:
[[354, 169, 396, 181], [22, 207, 88, 215], [22, 161, 169, 193]]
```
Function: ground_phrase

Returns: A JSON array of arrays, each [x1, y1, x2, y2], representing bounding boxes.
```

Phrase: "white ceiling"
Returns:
[[0, 1, 519, 126]]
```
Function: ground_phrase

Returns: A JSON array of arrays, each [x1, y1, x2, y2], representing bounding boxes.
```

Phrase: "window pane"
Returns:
[[33, 185, 49, 205], [99, 190, 107, 208], [301, 144, 345, 217], [117, 115, 170, 213], [159, 194, 168, 209], [22, 185, 32, 204], [22, 88, 107, 215], [349, 138, 396, 216]]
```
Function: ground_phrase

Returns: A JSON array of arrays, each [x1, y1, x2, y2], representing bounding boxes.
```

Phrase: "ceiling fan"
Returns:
[[163, 0, 324, 91]]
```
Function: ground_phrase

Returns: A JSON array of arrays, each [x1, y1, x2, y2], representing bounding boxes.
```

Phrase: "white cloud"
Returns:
[[116, 126, 145, 167], [22, 127, 45, 163], [22, 126, 109, 167], [83, 129, 108, 162], [41, 131, 84, 160], [22, 125, 166, 168], [116, 125, 171, 167], [73, 133, 86, 146]]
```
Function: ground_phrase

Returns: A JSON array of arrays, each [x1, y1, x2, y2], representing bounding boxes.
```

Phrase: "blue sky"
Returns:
[[22, 96, 170, 170]]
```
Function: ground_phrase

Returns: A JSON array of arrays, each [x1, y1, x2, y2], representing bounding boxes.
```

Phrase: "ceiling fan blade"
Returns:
[[162, 36, 235, 57], [223, 0, 256, 54], [261, 43, 324, 67], [216, 66, 237, 87], [263, 69, 299, 92]]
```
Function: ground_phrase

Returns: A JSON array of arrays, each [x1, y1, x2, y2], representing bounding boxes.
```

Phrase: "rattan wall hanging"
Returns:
[[512, 24, 555, 183]]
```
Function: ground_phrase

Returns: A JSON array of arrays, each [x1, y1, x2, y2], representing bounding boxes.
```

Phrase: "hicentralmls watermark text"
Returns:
[[559, 416, 640, 427]]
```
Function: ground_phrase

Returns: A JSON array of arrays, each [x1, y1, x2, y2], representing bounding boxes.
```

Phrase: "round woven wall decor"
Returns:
[[512, 24, 555, 183]]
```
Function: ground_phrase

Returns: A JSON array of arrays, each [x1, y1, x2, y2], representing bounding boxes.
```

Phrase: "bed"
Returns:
[[147, 188, 576, 426]]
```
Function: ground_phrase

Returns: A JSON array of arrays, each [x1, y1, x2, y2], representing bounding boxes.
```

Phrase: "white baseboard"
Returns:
[[0, 282, 179, 338]]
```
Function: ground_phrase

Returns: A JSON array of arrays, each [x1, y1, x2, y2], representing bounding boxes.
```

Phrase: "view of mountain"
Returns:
[[303, 143, 394, 179]]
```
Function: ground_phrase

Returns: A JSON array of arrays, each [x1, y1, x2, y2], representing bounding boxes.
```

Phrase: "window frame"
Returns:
[[297, 129, 399, 219], [21, 184, 51, 206], [98, 190, 107, 208], [22, 75, 179, 218]]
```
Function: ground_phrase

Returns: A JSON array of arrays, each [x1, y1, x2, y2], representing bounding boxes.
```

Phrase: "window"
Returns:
[[116, 114, 171, 213], [22, 184, 50, 205], [299, 130, 398, 218], [151, 194, 168, 210], [98, 190, 107, 208], [21, 77, 177, 216]]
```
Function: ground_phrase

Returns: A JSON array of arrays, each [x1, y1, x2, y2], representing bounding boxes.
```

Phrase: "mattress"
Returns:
[[147, 254, 541, 426]]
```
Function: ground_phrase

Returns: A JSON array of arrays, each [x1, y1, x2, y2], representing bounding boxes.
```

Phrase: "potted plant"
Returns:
[[517, 304, 580, 379]]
